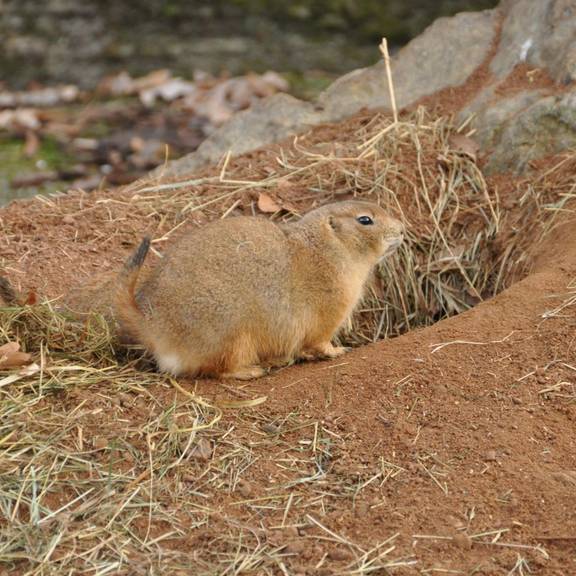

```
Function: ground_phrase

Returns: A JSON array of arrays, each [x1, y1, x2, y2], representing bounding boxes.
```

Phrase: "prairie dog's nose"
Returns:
[[387, 217, 405, 239]]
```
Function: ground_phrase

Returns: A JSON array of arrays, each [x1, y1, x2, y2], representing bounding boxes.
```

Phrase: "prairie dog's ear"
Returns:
[[327, 215, 342, 232]]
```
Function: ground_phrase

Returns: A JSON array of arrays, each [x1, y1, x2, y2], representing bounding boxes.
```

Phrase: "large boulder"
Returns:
[[318, 9, 497, 120], [491, 0, 576, 84], [163, 7, 499, 177], [470, 91, 576, 172], [460, 0, 576, 173], [163, 0, 576, 178]]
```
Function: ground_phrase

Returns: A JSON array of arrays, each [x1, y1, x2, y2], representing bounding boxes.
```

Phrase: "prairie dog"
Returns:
[[115, 200, 403, 379]]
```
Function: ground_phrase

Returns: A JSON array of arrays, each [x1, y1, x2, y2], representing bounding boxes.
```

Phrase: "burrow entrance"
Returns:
[[2, 108, 573, 361]]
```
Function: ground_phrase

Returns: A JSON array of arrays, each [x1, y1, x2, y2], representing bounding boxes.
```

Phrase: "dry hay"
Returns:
[[1, 107, 576, 574], [128, 106, 575, 344]]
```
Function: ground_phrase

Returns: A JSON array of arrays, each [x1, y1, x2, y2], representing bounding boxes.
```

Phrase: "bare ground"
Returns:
[[1, 61, 575, 575]]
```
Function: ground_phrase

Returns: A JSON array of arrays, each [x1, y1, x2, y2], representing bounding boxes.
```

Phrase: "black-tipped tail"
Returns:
[[114, 237, 152, 348], [125, 237, 151, 272], [0, 276, 18, 306]]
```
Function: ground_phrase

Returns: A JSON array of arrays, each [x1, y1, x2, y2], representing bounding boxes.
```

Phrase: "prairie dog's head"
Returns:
[[305, 201, 404, 262]]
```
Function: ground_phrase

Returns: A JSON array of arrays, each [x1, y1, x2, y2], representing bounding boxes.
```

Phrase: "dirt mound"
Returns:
[[1, 67, 576, 574]]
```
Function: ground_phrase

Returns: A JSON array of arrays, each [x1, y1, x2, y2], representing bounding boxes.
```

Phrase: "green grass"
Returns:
[[0, 135, 75, 205]]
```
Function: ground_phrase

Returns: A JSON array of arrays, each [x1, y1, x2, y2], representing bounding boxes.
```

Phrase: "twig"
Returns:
[[430, 331, 515, 354], [379, 38, 398, 124]]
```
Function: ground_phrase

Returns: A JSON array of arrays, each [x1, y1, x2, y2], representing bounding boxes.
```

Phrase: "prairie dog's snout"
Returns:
[[380, 217, 404, 256], [114, 200, 405, 380]]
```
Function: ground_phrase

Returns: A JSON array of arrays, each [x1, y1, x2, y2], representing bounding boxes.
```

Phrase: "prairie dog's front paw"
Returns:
[[301, 343, 349, 361], [321, 344, 348, 358]]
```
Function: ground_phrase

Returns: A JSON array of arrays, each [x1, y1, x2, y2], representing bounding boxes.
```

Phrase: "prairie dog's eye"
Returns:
[[356, 215, 374, 226]]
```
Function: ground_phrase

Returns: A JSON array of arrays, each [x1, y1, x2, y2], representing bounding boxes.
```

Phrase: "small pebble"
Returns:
[[237, 479, 253, 497], [452, 533, 472, 550], [285, 540, 305, 554], [485, 450, 497, 461], [262, 422, 280, 435], [328, 548, 352, 561]]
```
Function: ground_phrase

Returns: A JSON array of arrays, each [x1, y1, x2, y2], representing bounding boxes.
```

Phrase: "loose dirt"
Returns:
[[1, 56, 575, 574]]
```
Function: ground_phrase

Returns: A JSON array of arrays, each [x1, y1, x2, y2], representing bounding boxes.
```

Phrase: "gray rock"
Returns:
[[492, 0, 576, 84], [319, 9, 498, 121], [163, 93, 320, 177], [162, 0, 576, 179], [164, 7, 499, 177], [458, 0, 576, 173], [473, 90, 576, 173], [463, 88, 547, 143]]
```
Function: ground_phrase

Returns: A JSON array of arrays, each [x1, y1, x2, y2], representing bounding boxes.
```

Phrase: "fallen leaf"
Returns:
[[0, 109, 41, 131], [257, 193, 281, 213], [24, 291, 37, 306], [0, 85, 79, 108], [260, 70, 289, 92], [0, 342, 20, 355], [132, 69, 172, 92], [140, 78, 196, 107], [0, 342, 32, 369], [0, 342, 33, 370], [192, 82, 233, 125], [99, 69, 172, 97]]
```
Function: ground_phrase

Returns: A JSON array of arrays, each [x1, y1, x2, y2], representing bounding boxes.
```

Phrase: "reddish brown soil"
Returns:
[[2, 44, 576, 575]]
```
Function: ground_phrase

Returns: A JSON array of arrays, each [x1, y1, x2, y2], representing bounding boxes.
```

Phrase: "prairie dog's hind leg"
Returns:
[[222, 365, 267, 380], [220, 335, 266, 380]]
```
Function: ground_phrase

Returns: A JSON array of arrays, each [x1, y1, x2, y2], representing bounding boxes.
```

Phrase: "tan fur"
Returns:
[[114, 200, 404, 379]]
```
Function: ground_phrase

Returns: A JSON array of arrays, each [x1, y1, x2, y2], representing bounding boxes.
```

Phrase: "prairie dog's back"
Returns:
[[137, 217, 293, 346]]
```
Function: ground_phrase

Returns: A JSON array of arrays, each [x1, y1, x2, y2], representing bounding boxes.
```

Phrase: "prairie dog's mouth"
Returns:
[[382, 235, 403, 256]]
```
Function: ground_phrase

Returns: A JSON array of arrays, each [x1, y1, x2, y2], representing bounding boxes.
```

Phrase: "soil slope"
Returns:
[[1, 66, 575, 574]]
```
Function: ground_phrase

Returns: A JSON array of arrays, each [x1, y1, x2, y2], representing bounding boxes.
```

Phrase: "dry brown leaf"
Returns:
[[0, 85, 79, 108], [448, 134, 480, 159], [0, 109, 41, 131], [139, 78, 196, 107], [0, 351, 32, 368], [257, 193, 281, 214], [24, 290, 37, 306], [133, 69, 172, 92], [0, 342, 20, 355], [0, 342, 32, 369]]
